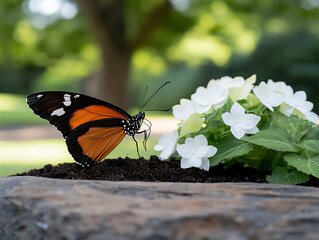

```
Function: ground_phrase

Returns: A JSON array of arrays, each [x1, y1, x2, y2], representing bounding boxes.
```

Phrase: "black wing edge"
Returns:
[[26, 91, 131, 137], [65, 119, 124, 167]]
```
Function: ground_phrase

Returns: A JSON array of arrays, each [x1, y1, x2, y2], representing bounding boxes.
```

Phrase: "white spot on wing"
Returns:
[[51, 108, 65, 116], [63, 94, 72, 106], [74, 94, 80, 98], [63, 100, 71, 106], [37, 94, 43, 99]]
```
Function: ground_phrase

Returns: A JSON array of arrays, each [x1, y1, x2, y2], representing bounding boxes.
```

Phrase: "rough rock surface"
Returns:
[[1, 176, 319, 240]]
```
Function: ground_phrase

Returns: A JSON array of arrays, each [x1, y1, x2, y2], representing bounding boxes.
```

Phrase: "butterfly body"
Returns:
[[26, 91, 148, 166]]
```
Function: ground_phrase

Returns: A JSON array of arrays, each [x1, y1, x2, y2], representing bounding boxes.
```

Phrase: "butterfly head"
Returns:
[[136, 112, 145, 123]]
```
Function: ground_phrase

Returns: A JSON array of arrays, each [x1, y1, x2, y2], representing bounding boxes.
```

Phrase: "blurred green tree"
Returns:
[[78, 0, 188, 107], [0, 0, 318, 110]]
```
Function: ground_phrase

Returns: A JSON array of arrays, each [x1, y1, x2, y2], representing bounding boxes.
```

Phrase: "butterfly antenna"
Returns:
[[139, 85, 149, 112], [141, 82, 170, 112], [143, 108, 170, 112]]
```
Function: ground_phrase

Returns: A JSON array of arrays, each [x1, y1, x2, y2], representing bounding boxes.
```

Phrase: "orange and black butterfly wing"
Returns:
[[27, 92, 131, 166], [27, 91, 131, 138], [66, 119, 127, 166]]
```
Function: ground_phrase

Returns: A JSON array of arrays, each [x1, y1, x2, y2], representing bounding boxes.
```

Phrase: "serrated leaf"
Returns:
[[307, 124, 319, 140], [301, 140, 319, 156], [242, 128, 298, 152], [266, 167, 309, 185], [284, 154, 319, 178], [210, 136, 253, 166], [272, 114, 311, 143]]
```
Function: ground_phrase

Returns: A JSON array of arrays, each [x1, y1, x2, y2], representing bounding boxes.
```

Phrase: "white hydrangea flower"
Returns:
[[176, 134, 217, 171], [222, 103, 261, 139], [219, 76, 245, 89], [154, 130, 179, 160], [228, 75, 256, 101], [303, 111, 319, 124], [284, 90, 313, 114], [253, 80, 292, 111], [191, 80, 228, 113], [280, 90, 318, 123], [172, 99, 196, 122]]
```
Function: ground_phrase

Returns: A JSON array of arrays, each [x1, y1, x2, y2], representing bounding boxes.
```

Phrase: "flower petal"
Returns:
[[245, 126, 259, 135], [189, 155, 202, 167], [180, 158, 192, 169], [212, 98, 227, 109], [265, 93, 284, 107], [238, 114, 261, 129], [172, 99, 196, 121], [191, 87, 209, 105], [194, 103, 212, 114], [298, 101, 313, 113], [172, 104, 188, 121], [199, 158, 210, 171], [159, 148, 174, 160], [222, 112, 235, 126], [205, 145, 217, 158], [230, 103, 245, 117], [176, 144, 193, 158], [194, 134, 208, 147], [304, 111, 319, 124], [185, 137, 195, 145], [294, 91, 307, 102], [196, 146, 209, 158], [231, 125, 246, 139], [154, 144, 164, 151]]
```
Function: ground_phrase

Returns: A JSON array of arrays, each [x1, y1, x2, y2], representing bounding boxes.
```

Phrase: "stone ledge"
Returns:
[[1, 176, 319, 240]]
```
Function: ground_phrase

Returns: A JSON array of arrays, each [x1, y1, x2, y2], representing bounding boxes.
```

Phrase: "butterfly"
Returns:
[[26, 82, 169, 167]]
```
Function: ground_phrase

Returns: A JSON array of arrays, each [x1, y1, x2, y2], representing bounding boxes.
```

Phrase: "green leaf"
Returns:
[[266, 167, 309, 185], [306, 124, 319, 140], [284, 154, 319, 178], [241, 145, 274, 171], [242, 128, 298, 152], [210, 136, 253, 166], [301, 140, 319, 156], [180, 113, 203, 137], [271, 114, 311, 143]]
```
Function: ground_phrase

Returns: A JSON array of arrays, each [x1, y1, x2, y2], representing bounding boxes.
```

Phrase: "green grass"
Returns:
[[0, 137, 159, 177], [0, 93, 44, 127]]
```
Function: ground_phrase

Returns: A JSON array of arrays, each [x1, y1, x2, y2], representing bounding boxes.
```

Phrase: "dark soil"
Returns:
[[16, 156, 319, 187]]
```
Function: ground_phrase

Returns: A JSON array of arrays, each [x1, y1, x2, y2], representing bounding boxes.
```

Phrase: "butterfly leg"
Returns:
[[138, 118, 152, 151], [132, 134, 156, 180], [132, 135, 142, 165], [136, 129, 149, 151]]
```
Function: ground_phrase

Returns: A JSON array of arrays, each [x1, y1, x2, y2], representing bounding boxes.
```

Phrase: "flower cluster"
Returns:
[[154, 75, 318, 174]]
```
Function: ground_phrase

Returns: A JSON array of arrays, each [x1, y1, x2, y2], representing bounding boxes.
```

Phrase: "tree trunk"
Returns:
[[79, 0, 171, 109], [79, 0, 130, 108], [100, 49, 131, 109]]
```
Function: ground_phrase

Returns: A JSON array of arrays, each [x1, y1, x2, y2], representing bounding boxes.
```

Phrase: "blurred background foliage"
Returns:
[[1, 0, 319, 177], [0, 0, 318, 111]]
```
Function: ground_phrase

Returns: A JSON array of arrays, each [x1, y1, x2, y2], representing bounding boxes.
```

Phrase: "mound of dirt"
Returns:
[[15, 156, 319, 187]]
